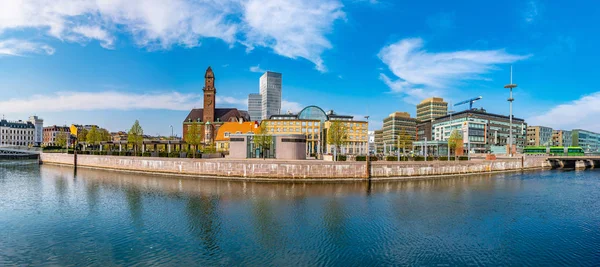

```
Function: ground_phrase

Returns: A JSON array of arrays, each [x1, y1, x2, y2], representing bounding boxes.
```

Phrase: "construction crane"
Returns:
[[454, 96, 483, 110]]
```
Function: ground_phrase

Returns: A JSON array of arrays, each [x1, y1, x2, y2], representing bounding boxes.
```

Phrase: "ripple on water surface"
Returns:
[[1, 164, 600, 265]]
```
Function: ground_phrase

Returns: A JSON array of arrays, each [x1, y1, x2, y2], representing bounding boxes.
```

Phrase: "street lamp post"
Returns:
[[447, 103, 453, 161], [504, 66, 518, 157], [169, 125, 173, 154]]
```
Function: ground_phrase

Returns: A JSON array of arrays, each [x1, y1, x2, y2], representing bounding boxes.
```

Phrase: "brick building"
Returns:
[[182, 67, 250, 147]]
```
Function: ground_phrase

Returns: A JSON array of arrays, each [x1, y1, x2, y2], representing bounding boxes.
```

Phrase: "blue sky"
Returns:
[[0, 0, 599, 136]]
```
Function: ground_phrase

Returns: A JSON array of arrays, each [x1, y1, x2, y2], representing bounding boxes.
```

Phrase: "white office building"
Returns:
[[248, 93, 262, 121], [29, 116, 44, 146], [0, 119, 35, 146], [260, 71, 282, 120]]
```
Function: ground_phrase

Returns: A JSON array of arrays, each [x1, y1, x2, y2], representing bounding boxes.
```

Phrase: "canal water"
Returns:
[[1, 162, 600, 266]]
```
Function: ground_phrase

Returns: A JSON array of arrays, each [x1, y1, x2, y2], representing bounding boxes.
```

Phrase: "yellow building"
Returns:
[[263, 106, 369, 156], [215, 121, 259, 152], [262, 117, 322, 155], [324, 119, 369, 155]]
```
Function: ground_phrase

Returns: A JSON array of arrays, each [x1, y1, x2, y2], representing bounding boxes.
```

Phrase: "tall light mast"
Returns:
[[504, 66, 518, 157]]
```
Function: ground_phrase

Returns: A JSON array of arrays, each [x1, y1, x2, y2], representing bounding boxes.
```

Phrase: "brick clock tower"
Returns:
[[203, 66, 216, 123]]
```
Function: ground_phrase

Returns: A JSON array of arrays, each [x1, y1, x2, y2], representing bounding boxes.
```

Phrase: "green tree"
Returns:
[[448, 130, 464, 159], [128, 120, 144, 154], [185, 122, 201, 158], [327, 120, 348, 159], [397, 128, 413, 156], [77, 128, 88, 143], [253, 122, 273, 159], [55, 131, 68, 149], [99, 128, 112, 142], [86, 126, 101, 149]]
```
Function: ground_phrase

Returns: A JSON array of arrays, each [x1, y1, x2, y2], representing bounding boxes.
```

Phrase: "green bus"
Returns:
[[523, 146, 584, 156]]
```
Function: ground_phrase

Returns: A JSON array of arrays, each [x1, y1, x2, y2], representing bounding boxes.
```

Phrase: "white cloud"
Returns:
[[0, 39, 55, 56], [282, 100, 303, 113], [0, 0, 344, 71], [249, 64, 265, 73], [378, 38, 530, 101], [216, 96, 247, 107], [243, 0, 345, 72], [528, 92, 600, 132], [72, 25, 115, 49], [0, 91, 253, 113], [524, 1, 540, 23], [0, 91, 201, 113]]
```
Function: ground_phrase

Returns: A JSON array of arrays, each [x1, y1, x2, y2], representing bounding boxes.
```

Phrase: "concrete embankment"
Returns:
[[40, 153, 550, 180]]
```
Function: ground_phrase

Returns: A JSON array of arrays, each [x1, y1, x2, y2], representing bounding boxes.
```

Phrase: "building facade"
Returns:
[[29, 116, 44, 146], [374, 130, 384, 153], [263, 106, 368, 156], [416, 97, 448, 122], [368, 130, 375, 153], [416, 120, 433, 142], [260, 71, 282, 120], [215, 121, 259, 152], [183, 67, 250, 147], [572, 129, 600, 152], [248, 93, 262, 121], [432, 108, 527, 154], [0, 119, 36, 146], [380, 112, 417, 152], [527, 126, 553, 146], [324, 118, 369, 155], [43, 125, 70, 146], [552, 130, 572, 147], [228, 134, 306, 160]]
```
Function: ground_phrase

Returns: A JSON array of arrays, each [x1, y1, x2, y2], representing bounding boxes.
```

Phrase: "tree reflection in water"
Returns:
[[251, 198, 281, 249], [185, 195, 221, 255], [125, 186, 143, 228]]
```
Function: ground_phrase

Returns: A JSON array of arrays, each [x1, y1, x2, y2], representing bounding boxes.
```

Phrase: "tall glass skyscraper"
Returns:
[[260, 71, 282, 120], [248, 93, 262, 121]]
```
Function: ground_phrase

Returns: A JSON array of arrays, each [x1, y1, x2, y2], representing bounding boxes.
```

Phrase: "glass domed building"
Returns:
[[297, 106, 328, 123], [264, 105, 369, 156]]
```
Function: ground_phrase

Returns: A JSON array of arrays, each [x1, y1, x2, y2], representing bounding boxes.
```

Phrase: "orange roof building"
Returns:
[[215, 121, 260, 151]]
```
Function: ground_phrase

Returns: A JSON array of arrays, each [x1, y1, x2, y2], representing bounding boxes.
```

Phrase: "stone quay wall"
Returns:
[[40, 153, 550, 180]]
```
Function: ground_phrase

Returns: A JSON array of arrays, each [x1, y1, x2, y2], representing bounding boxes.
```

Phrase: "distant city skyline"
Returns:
[[0, 0, 598, 136]]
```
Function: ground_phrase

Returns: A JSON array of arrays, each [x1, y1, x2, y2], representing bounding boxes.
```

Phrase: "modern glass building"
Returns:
[[572, 129, 600, 152], [552, 130, 573, 147], [527, 126, 553, 146], [374, 129, 384, 153], [260, 71, 282, 120], [432, 108, 527, 154], [381, 112, 417, 152], [416, 97, 448, 122], [247, 93, 262, 121]]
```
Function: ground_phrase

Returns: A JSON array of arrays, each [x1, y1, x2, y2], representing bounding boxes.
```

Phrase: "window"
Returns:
[[302, 122, 306, 126], [235, 131, 241, 134], [224, 132, 230, 137]]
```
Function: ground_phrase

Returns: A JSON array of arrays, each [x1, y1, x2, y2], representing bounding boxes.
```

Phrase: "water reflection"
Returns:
[[125, 186, 144, 228], [186, 195, 221, 254], [251, 198, 281, 249], [1, 163, 599, 266]]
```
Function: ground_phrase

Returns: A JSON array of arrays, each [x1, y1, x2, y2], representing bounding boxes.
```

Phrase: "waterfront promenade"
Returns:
[[40, 153, 549, 180]]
